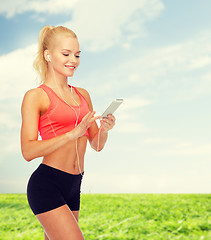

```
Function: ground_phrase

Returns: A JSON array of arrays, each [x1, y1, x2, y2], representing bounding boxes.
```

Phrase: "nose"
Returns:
[[69, 53, 78, 64]]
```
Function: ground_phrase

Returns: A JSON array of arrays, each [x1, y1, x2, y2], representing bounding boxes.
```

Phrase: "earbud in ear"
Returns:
[[47, 55, 51, 62]]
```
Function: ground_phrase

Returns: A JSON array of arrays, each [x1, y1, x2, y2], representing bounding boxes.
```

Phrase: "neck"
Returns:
[[45, 70, 69, 89]]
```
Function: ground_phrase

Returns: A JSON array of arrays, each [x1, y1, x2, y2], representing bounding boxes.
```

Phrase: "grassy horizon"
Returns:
[[0, 193, 211, 239]]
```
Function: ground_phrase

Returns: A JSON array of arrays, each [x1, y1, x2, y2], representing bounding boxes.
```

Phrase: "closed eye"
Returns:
[[63, 54, 80, 58]]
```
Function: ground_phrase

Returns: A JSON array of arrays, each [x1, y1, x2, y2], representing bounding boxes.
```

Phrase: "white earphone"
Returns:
[[47, 54, 51, 62]]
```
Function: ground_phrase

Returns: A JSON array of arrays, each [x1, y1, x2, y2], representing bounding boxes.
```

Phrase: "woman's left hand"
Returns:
[[100, 114, 116, 132]]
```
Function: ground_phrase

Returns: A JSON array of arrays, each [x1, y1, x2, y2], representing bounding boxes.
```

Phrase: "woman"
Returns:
[[21, 25, 116, 240]]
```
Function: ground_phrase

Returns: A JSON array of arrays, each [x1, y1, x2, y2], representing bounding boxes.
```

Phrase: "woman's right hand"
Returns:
[[71, 111, 101, 139]]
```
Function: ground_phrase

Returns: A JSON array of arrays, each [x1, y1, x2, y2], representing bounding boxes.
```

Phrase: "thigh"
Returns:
[[72, 211, 79, 222], [44, 232, 50, 240], [36, 204, 84, 240]]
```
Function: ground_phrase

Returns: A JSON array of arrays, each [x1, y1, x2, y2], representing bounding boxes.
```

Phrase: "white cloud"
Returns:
[[63, 0, 164, 52], [105, 30, 211, 102], [116, 122, 149, 133], [187, 56, 211, 70], [119, 96, 152, 111], [0, 179, 26, 193], [0, 44, 37, 164], [141, 137, 211, 159], [0, 0, 164, 53], [143, 137, 176, 144], [0, 0, 26, 18], [0, 44, 37, 100], [139, 34, 210, 81], [0, 113, 19, 129], [82, 171, 211, 193], [115, 96, 152, 133], [156, 143, 211, 157], [0, 0, 78, 18]]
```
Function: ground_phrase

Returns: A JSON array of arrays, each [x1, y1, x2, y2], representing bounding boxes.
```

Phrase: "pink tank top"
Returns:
[[38, 84, 90, 140]]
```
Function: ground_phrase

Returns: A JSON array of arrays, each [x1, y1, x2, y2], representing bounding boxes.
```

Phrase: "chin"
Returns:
[[67, 73, 74, 77], [65, 69, 77, 78], [62, 71, 75, 78]]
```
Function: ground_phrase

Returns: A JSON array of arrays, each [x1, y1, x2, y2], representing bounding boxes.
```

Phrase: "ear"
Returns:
[[44, 50, 51, 62]]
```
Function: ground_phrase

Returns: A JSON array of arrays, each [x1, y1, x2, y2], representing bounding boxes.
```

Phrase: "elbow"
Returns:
[[95, 145, 104, 152], [90, 144, 103, 152], [22, 153, 33, 162], [21, 149, 33, 162], [90, 138, 104, 152], [24, 157, 33, 162], [96, 147, 103, 152], [21, 140, 37, 162]]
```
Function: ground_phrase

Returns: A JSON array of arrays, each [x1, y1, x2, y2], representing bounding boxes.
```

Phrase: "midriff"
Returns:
[[42, 136, 88, 174]]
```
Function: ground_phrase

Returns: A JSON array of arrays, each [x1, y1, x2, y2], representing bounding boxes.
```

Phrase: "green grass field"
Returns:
[[0, 194, 210, 240]]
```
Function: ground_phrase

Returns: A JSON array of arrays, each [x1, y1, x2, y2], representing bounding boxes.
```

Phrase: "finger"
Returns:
[[107, 114, 116, 122], [88, 111, 96, 118], [83, 111, 92, 120], [101, 119, 115, 130], [87, 113, 100, 124], [83, 111, 95, 122], [102, 118, 113, 125], [101, 120, 110, 128], [91, 115, 101, 122]]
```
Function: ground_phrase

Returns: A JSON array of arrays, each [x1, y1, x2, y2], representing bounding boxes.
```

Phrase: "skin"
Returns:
[[21, 35, 116, 240]]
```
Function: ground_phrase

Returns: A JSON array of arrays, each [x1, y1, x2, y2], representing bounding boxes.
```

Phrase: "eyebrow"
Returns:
[[62, 49, 81, 54]]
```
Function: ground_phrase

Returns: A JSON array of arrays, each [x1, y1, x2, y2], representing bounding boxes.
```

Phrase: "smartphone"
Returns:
[[101, 99, 123, 119]]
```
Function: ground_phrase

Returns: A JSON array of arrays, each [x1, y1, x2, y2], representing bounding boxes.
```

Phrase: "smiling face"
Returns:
[[47, 35, 81, 78]]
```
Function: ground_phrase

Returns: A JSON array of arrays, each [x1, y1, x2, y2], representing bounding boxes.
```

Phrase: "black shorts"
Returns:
[[27, 163, 83, 215]]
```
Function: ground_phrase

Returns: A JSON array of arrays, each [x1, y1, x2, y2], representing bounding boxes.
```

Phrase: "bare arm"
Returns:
[[21, 89, 99, 161], [77, 88, 115, 152]]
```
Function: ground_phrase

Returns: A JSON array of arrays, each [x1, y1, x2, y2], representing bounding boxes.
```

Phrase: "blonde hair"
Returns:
[[33, 25, 77, 83]]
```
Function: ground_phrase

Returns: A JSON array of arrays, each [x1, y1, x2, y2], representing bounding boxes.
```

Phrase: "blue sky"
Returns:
[[0, 0, 211, 193]]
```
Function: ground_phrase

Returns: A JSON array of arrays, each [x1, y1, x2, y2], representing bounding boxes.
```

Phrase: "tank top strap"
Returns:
[[69, 85, 87, 104], [38, 84, 56, 102], [70, 85, 80, 95]]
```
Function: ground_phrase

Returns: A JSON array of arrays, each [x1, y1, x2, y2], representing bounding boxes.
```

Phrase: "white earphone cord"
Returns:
[[50, 61, 101, 176]]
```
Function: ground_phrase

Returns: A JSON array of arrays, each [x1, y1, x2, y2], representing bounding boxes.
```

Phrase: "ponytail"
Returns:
[[33, 25, 77, 83]]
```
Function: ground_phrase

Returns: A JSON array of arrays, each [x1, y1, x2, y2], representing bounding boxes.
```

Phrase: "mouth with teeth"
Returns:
[[65, 65, 76, 70]]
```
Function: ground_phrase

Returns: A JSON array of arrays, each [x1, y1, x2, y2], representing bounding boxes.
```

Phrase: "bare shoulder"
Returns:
[[22, 87, 46, 110], [76, 87, 93, 110], [76, 87, 92, 102], [23, 87, 43, 99], [76, 87, 91, 99], [23, 86, 48, 101]]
